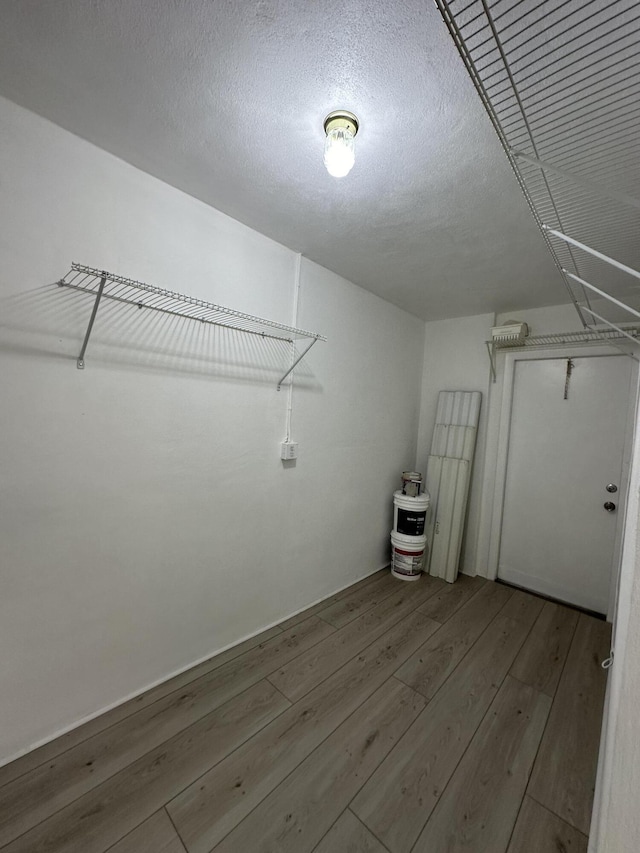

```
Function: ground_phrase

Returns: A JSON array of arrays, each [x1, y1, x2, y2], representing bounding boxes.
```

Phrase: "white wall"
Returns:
[[0, 96, 425, 764], [416, 313, 495, 574]]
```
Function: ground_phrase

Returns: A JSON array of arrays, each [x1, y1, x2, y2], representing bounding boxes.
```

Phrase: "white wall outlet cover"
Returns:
[[280, 441, 298, 460]]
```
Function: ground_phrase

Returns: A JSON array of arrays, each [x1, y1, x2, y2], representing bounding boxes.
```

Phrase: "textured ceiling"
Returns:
[[0, 0, 565, 320]]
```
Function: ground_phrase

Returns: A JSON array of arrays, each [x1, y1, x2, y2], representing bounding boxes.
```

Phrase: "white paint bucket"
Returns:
[[393, 490, 430, 537], [391, 531, 428, 581]]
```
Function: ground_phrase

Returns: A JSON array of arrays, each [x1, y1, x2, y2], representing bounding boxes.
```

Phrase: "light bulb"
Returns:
[[323, 111, 359, 178], [324, 126, 356, 177]]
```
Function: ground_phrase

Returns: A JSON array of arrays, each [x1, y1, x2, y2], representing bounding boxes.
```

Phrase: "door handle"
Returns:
[[604, 501, 616, 512]]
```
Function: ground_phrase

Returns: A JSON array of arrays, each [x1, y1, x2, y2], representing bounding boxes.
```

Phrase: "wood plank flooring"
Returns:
[[0, 570, 610, 853]]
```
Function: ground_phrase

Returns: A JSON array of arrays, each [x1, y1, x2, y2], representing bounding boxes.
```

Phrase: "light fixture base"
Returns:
[[324, 110, 359, 137]]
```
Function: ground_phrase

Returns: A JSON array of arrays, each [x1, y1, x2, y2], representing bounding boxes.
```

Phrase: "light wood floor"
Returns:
[[0, 570, 610, 853]]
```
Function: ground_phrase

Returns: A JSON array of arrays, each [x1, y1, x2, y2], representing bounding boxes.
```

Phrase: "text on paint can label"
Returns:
[[397, 508, 426, 536]]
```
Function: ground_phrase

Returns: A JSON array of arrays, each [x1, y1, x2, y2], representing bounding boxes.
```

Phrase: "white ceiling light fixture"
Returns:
[[323, 110, 359, 178]]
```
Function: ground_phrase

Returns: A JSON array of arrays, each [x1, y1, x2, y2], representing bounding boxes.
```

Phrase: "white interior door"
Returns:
[[498, 354, 635, 614]]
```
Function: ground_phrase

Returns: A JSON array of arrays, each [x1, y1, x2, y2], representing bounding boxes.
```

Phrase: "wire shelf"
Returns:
[[58, 262, 326, 385], [59, 263, 326, 342], [485, 325, 640, 382], [494, 328, 640, 349], [435, 0, 640, 338]]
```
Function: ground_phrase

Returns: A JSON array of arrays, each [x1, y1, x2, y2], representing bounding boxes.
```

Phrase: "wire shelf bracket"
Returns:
[[58, 262, 326, 386], [75, 272, 106, 370]]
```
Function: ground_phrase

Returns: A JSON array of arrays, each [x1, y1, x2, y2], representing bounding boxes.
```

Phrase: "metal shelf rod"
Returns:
[[580, 307, 640, 346], [562, 270, 640, 321], [276, 338, 320, 391], [75, 273, 106, 370], [545, 228, 640, 282]]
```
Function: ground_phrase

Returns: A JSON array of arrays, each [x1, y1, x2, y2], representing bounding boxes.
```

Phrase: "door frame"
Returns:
[[478, 343, 638, 620]]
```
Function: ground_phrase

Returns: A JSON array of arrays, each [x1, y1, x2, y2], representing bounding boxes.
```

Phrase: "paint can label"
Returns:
[[397, 508, 426, 536], [393, 547, 424, 576]]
